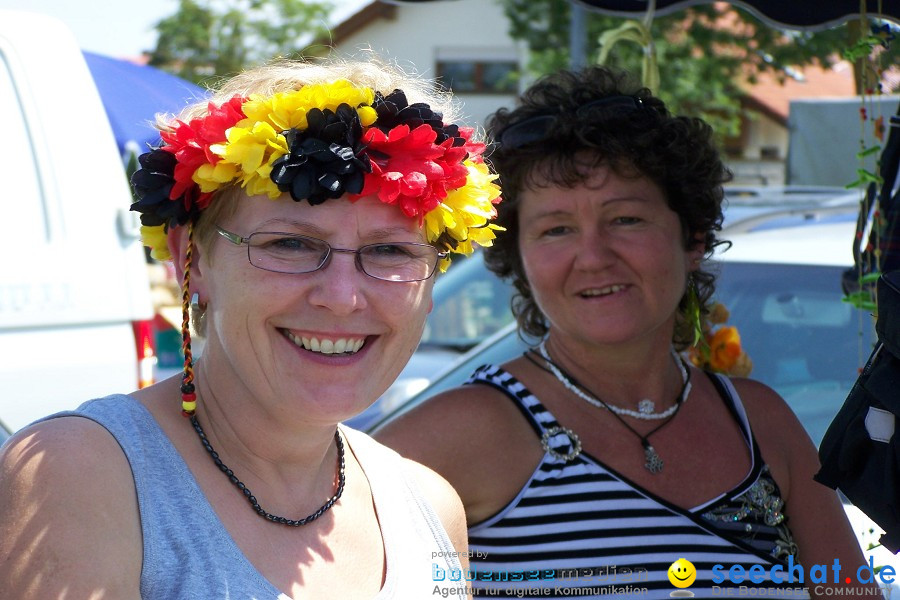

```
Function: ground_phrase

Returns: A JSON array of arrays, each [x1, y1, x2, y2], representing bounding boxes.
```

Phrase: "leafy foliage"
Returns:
[[500, 0, 893, 140], [148, 0, 331, 85]]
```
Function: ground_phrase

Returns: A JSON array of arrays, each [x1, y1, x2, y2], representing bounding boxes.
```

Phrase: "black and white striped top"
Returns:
[[465, 364, 808, 600]]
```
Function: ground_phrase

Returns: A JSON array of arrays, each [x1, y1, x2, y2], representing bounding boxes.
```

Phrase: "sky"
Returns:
[[2, 0, 179, 57], [2, 0, 361, 58]]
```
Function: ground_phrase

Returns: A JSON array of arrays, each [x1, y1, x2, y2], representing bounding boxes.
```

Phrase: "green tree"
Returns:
[[501, 0, 896, 139], [149, 0, 332, 85]]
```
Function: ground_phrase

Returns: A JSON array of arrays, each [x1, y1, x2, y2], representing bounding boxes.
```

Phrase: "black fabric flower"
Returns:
[[130, 149, 192, 229], [269, 104, 371, 205], [372, 89, 467, 148]]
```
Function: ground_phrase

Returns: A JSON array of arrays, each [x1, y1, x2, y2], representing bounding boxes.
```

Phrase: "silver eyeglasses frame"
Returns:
[[215, 226, 446, 282]]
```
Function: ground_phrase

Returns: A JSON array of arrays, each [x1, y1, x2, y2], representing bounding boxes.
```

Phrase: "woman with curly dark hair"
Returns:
[[378, 66, 875, 599]]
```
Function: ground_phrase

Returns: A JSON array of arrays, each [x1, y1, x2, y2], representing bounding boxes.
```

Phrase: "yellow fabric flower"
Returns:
[[193, 162, 239, 193], [208, 82, 375, 198], [207, 122, 289, 198], [141, 224, 171, 261], [424, 160, 503, 260], [241, 80, 376, 132], [356, 105, 377, 127]]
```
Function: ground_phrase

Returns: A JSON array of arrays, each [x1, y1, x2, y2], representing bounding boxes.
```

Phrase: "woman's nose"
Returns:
[[573, 230, 616, 269], [306, 251, 368, 315]]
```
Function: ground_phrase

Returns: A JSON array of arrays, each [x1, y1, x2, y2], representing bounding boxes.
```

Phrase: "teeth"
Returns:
[[582, 284, 626, 297], [284, 332, 365, 355]]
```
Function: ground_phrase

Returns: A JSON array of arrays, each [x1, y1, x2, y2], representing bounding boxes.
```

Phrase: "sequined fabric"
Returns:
[[702, 465, 799, 559]]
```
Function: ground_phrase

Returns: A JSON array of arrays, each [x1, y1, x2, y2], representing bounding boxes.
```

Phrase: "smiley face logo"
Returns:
[[667, 558, 696, 588]]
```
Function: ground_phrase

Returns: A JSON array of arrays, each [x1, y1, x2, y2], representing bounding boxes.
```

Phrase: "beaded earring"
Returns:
[[180, 220, 197, 417]]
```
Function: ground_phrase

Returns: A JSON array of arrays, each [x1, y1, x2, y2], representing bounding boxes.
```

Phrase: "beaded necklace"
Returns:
[[537, 341, 691, 420], [532, 343, 692, 473], [191, 415, 346, 526]]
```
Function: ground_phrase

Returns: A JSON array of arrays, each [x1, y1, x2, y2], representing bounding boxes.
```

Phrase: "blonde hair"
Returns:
[[170, 55, 459, 126]]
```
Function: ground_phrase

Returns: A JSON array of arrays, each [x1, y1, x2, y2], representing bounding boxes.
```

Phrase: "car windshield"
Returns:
[[715, 261, 875, 445], [373, 260, 877, 448]]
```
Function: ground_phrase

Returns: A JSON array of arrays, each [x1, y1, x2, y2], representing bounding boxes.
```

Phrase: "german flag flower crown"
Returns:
[[130, 79, 502, 270]]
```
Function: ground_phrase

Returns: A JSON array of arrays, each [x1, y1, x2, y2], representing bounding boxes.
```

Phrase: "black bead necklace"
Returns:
[[190, 415, 346, 526]]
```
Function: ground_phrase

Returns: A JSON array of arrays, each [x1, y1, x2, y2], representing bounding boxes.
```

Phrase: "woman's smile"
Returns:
[[281, 330, 367, 355], [575, 283, 629, 299]]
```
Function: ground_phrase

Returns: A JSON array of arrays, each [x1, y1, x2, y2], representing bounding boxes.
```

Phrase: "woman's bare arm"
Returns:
[[735, 378, 884, 598], [0, 418, 143, 600]]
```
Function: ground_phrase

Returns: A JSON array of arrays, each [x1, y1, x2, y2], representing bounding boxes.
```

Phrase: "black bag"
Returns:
[[816, 270, 900, 554]]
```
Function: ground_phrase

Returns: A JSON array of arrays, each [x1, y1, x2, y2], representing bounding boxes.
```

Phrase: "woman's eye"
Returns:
[[542, 225, 570, 236], [369, 244, 413, 257], [614, 216, 642, 225], [265, 236, 319, 252]]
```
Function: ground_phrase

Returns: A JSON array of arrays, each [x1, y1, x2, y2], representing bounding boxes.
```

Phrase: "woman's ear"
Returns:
[[686, 233, 706, 271], [167, 225, 207, 296]]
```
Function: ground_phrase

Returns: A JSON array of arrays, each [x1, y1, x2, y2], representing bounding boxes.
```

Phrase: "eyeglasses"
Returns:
[[216, 226, 446, 282], [496, 95, 649, 149]]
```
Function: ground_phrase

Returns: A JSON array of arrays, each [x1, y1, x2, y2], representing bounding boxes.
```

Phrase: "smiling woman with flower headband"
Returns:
[[0, 58, 500, 599]]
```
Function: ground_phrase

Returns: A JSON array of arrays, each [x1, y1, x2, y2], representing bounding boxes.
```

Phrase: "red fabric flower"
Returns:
[[357, 124, 481, 219], [457, 126, 487, 164], [160, 95, 246, 205]]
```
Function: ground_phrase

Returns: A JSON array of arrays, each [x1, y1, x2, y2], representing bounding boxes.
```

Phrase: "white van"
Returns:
[[0, 10, 155, 436]]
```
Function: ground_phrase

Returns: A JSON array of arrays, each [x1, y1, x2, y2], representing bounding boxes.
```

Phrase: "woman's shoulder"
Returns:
[[0, 415, 142, 598], [374, 359, 534, 453], [402, 457, 468, 543], [373, 358, 545, 521], [1, 410, 133, 468], [396, 455, 471, 564], [724, 375, 818, 487], [0, 411, 140, 511], [339, 428, 468, 553], [726, 376, 805, 432], [723, 378, 869, 575]]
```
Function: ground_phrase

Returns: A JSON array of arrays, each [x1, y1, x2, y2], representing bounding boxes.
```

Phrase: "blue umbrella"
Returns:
[[83, 51, 209, 157]]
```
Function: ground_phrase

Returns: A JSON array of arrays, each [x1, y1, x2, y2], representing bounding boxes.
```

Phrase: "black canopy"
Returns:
[[571, 0, 900, 30], [384, 0, 900, 30]]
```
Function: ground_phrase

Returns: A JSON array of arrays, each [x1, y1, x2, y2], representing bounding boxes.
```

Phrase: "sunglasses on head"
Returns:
[[496, 95, 648, 150]]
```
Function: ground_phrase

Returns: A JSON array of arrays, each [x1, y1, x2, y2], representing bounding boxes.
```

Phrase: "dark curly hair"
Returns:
[[484, 65, 731, 348]]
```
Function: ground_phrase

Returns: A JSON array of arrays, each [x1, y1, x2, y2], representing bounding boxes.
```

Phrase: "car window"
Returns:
[[422, 253, 515, 351], [377, 321, 527, 426], [0, 54, 46, 245]]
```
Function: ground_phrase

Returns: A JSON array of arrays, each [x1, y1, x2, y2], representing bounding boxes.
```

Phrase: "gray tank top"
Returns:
[[41, 395, 463, 599]]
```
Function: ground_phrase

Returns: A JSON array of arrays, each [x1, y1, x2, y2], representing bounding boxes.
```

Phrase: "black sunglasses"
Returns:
[[496, 95, 648, 149]]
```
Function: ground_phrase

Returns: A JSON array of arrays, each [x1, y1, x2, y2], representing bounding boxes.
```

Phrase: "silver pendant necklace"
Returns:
[[637, 398, 656, 415], [533, 342, 691, 474]]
